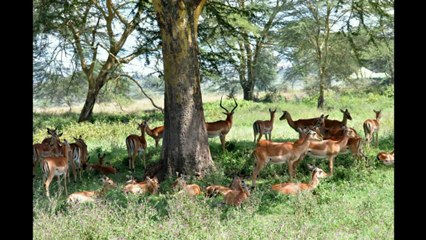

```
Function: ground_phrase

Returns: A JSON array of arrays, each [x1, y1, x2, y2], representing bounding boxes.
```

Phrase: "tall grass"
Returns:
[[33, 90, 394, 239]]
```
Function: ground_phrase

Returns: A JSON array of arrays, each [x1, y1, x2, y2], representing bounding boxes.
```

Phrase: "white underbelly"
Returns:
[[268, 155, 290, 164]]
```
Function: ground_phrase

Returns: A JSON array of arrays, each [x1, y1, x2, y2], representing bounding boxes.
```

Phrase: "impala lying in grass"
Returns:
[[224, 177, 250, 206], [172, 174, 202, 196], [66, 176, 116, 204], [377, 150, 394, 165], [123, 176, 159, 194], [271, 164, 328, 195]]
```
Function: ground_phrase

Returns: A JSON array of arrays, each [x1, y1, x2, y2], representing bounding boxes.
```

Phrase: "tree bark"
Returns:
[[153, 0, 214, 180]]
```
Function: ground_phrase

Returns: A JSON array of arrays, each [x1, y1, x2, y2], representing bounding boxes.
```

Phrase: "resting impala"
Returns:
[[126, 121, 147, 171], [144, 120, 164, 149], [224, 177, 250, 206], [172, 175, 202, 196], [251, 128, 323, 188], [377, 150, 394, 165], [279, 111, 327, 133], [324, 109, 352, 128], [66, 176, 116, 204], [87, 153, 117, 175], [206, 96, 238, 151], [271, 164, 328, 195], [42, 139, 73, 197], [123, 176, 159, 194], [302, 127, 357, 176], [253, 108, 277, 143], [205, 176, 242, 197], [363, 110, 382, 147]]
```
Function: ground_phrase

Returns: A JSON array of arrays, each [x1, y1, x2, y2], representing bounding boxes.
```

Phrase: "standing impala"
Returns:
[[253, 108, 277, 143], [41, 128, 63, 155], [42, 139, 73, 197], [363, 110, 382, 147], [251, 128, 323, 188], [206, 96, 238, 151], [303, 127, 357, 176], [69, 135, 89, 182], [324, 109, 352, 128], [144, 120, 164, 149], [126, 121, 147, 171], [279, 111, 327, 133]]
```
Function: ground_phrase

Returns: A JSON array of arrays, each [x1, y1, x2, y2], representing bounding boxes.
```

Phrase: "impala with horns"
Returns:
[[251, 128, 323, 188], [272, 164, 328, 195], [253, 108, 277, 143], [301, 127, 357, 176], [144, 120, 164, 149], [206, 96, 238, 151], [67, 176, 116, 204], [363, 110, 382, 147], [42, 139, 73, 197], [125, 121, 147, 171], [279, 111, 327, 133]]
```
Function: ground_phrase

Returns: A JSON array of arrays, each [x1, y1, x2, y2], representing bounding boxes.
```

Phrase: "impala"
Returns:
[[303, 127, 357, 176], [87, 153, 117, 175], [271, 165, 328, 195], [205, 185, 232, 197], [144, 120, 164, 149], [68, 135, 89, 182], [377, 150, 394, 165], [33, 141, 61, 178], [253, 108, 277, 143], [123, 176, 159, 194], [363, 110, 382, 147], [41, 128, 63, 155], [324, 109, 352, 128], [251, 128, 323, 188], [42, 139, 73, 197], [172, 175, 202, 196], [126, 121, 147, 171], [279, 111, 327, 133], [224, 177, 250, 206], [66, 176, 117, 204], [206, 96, 238, 151]]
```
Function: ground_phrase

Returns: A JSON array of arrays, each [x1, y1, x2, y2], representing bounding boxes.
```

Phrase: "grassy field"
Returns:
[[33, 89, 394, 239]]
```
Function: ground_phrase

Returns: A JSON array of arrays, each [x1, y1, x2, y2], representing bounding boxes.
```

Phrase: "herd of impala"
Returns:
[[33, 97, 393, 206]]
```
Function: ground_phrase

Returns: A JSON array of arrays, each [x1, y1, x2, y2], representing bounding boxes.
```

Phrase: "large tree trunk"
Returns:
[[153, 0, 214, 180], [78, 84, 101, 122]]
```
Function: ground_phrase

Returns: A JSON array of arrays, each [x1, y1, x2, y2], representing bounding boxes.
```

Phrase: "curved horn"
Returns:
[[230, 97, 238, 113], [219, 96, 229, 113]]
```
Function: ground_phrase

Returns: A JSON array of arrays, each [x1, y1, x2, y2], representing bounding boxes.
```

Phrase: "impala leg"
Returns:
[[142, 150, 146, 171], [375, 131, 379, 147], [220, 135, 226, 151], [64, 171, 68, 196], [44, 171, 54, 198], [328, 156, 335, 176], [251, 155, 266, 189]]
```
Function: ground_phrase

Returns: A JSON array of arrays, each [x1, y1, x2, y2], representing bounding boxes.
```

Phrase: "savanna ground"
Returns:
[[33, 88, 394, 239]]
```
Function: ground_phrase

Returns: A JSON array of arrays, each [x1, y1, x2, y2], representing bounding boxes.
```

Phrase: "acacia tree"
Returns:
[[200, 0, 289, 100], [152, 0, 214, 178], [33, 0, 158, 122]]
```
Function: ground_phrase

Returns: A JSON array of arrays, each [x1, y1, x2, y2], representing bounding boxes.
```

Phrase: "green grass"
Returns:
[[33, 90, 394, 239]]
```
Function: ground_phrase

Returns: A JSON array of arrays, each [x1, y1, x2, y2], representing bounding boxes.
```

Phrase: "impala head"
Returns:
[[340, 109, 352, 121], [97, 152, 106, 165], [299, 128, 323, 141], [373, 110, 382, 120], [172, 173, 188, 190], [146, 176, 160, 194], [343, 127, 357, 138], [307, 164, 328, 179], [100, 175, 117, 190], [279, 111, 289, 120], [219, 96, 238, 117], [314, 114, 327, 128], [269, 108, 277, 115]]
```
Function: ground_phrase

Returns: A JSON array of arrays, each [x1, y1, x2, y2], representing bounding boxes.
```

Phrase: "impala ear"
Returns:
[[307, 164, 315, 171], [58, 132, 63, 137]]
